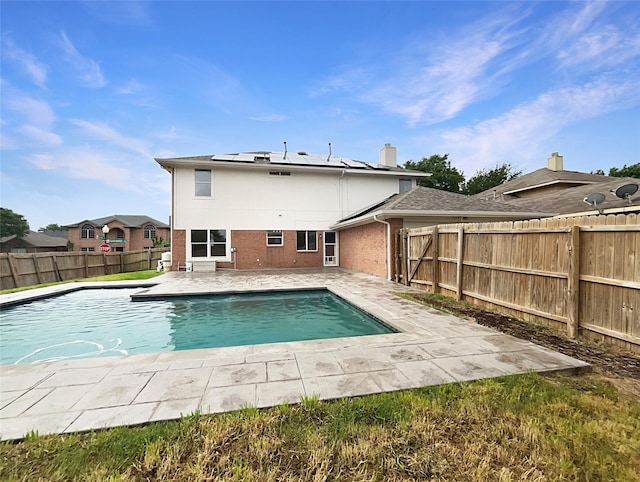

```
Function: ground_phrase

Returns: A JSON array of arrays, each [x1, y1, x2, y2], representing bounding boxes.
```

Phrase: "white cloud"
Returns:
[[17, 125, 63, 146], [26, 148, 143, 192], [68, 119, 151, 158], [5, 95, 55, 126], [58, 32, 106, 88], [249, 114, 288, 122], [436, 76, 640, 173], [1, 36, 48, 88], [2, 93, 62, 148], [117, 79, 144, 95]]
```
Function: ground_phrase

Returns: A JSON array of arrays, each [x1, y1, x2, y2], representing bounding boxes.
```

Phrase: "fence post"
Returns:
[[432, 226, 439, 294], [456, 227, 464, 301], [567, 226, 580, 338]]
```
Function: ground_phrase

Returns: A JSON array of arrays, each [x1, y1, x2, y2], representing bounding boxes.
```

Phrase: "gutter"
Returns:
[[373, 214, 392, 281]]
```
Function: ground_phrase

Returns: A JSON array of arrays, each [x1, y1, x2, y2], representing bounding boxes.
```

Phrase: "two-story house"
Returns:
[[65, 215, 170, 252], [155, 144, 429, 273]]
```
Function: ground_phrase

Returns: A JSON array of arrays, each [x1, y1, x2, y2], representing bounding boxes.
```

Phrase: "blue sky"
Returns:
[[2, 1, 639, 230]]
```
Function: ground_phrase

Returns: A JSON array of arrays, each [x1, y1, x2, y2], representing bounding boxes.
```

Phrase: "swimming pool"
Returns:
[[0, 288, 396, 365]]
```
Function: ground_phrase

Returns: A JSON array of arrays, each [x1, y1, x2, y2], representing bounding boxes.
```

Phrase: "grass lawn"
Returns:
[[2, 372, 639, 481], [0, 270, 164, 295]]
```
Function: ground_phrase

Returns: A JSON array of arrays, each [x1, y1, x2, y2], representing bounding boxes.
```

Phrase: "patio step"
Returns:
[[192, 260, 217, 272]]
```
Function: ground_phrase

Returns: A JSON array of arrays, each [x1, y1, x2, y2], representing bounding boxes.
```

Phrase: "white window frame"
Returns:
[[194, 169, 212, 197], [266, 230, 283, 246], [81, 247, 95, 252], [190, 229, 229, 259], [296, 231, 317, 252], [143, 224, 156, 239], [81, 224, 95, 239]]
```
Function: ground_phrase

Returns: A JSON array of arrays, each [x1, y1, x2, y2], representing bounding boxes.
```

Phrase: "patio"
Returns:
[[0, 268, 589, 441]]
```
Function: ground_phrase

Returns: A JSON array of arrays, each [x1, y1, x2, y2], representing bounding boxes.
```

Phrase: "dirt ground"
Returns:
[[407, 293, 640, 397]]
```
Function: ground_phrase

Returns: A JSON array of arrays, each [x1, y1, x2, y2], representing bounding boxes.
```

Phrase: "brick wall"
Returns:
[[174, 230, 325, 270], [338, 218, 403, 279], [67, 224, 170, 252], [171, 229, 186, 269]]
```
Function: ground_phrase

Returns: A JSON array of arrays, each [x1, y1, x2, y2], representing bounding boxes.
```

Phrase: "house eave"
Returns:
[[330, 209, 554, 230], [503, 179, 597, 196], [155, 157, 431, 178]]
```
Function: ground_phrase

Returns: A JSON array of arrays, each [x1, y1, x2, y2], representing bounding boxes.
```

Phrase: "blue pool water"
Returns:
[[0, 288, 395, 365]]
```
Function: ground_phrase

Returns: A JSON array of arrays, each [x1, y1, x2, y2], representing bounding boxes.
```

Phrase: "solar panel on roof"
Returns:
[[340, 158, 368, 169]]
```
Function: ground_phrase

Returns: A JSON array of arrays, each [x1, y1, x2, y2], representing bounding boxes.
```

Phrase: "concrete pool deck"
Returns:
[[0, 268, 589, 441]]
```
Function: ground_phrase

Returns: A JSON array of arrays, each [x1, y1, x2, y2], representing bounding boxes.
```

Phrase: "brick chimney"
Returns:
[[547, 152, 564, 171], [379, 143, 397, 167]]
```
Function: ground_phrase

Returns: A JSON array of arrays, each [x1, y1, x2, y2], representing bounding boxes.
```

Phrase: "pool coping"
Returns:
[[0, 269, 590, 441]]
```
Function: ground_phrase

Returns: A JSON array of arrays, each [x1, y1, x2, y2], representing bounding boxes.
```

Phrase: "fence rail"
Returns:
[[0, 248, 169, 290], [396, 214, 640, 354]]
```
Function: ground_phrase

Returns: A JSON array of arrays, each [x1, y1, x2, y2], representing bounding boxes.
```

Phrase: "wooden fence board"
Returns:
[[0, 248, 169, 290], [399, 213, 640, 353]]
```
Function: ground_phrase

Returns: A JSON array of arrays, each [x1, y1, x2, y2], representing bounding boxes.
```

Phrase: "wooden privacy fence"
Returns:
[[396, 214, 640, 353], [0, 248, 169, 290]]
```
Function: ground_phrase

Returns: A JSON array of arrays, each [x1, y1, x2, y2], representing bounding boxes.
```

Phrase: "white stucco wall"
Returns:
[[173, 165, 402, 231]]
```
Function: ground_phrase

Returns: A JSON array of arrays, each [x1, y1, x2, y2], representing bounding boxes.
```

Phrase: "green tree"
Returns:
[[152, 236, 170, 248], [0, 207, 30, 238], [38, 223, 67, 232], [463, 163, 522, 195], [608, 163, 640, 178], [404, 154, 465, 193]]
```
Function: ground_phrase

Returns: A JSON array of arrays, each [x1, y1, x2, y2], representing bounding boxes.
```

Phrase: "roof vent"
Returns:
[[297, 151, 308, 155]]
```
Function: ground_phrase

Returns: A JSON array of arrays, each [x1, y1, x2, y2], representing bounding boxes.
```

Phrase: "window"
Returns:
[[81, 224, 95, 239], [195, 169, 212, 197], [191, 229, 228, 258], [113, 228, 125, 239], [296, 231, 317, 251], [144, 225, 156, 239], [267, 230, 283, 246], [113, 246, 124, 252], [81, 247, 95, 252], [399, 178, 413, 193], [210, 229, 227, 256]]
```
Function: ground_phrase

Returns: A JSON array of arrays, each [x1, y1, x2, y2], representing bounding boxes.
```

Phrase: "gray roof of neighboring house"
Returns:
[[155, 151, 430, 177], [333, 186, 550, 228], [0, 230, 68, 247], [499, 177, 640, 215], [475, 167, 612, 198], [64, 215, 169, 229]]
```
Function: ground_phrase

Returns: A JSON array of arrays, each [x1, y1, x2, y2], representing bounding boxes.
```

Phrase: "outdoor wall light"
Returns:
[[102, 225, 110, 238]]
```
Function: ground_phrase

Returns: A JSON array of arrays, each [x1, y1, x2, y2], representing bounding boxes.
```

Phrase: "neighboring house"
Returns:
[[0, 230, 68, 253], [155, 144, 430, 272], [330, 186, 548, 279], [475, 153, 640, 216], [64, 215, 170, 252]]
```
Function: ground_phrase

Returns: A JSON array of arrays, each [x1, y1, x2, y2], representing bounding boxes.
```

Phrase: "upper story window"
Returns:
[[399, 178, 413, 193], [195, 169, 212, 197], [267, 230, 283, 246], [144, 224, 156, 239], [296, 231, 317, 252], [81, 224, 95, 239], [113, 228, 125, 240]]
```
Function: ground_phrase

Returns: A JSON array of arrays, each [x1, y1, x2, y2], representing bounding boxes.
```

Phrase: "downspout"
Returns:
[[373, 214, 392, 280]]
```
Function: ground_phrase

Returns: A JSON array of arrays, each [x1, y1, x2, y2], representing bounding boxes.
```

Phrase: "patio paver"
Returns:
[[0, 268, 589, 440]]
